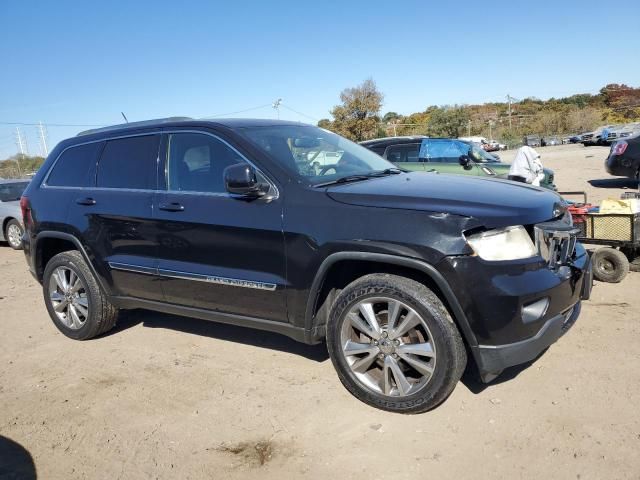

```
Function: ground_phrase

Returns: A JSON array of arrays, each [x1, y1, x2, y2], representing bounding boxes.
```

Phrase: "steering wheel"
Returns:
[[319, 164, 341, 175]]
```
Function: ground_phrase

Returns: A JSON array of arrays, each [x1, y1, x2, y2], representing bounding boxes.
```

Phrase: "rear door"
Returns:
[[65, 133, 163, 300], [153, 129, 287, 321]]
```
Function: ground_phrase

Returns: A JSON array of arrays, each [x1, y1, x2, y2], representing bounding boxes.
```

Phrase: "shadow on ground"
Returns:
[[0, 436, 36, 479], [106, 310, 329, 362], [588, 177, 639, 189], [461, 354, 543, 394]]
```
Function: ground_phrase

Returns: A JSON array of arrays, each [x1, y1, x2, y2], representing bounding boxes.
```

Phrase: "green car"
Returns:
[[360, 136, 556, 190]]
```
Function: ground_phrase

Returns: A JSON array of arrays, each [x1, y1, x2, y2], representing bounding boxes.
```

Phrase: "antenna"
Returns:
[[121, 112, 129, 123]]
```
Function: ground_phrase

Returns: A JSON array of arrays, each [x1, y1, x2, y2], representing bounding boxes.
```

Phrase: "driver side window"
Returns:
[[167, 133, 245, 193], [424, 140, 468, 163]]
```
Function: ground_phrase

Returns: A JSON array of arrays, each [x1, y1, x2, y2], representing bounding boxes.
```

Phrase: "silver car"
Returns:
[[0, 179, 30, 249]]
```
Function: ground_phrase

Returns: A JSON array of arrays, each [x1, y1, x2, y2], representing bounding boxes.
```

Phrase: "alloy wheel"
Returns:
[[339, 297, 437, 397], [48, 266, 89, 330], [6, 224, 22, 248]]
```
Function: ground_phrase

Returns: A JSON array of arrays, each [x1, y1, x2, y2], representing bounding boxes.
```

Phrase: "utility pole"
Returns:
[[14, 127, 26, 177], [506, 94, 514, 130], [38, 121, 49, 157], [488, 120, 494, 141], [272, 98, 282, 119], [467, 120, 472, 137]]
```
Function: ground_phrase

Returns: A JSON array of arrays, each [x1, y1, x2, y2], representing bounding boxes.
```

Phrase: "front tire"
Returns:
[[43, 250, 119, 340], [326, 274, 467, 413], [5, 219, 23, 250]]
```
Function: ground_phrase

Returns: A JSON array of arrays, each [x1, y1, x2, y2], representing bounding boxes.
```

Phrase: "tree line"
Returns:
[[0, 155, 45, 179], [318, 80, 640, 146]]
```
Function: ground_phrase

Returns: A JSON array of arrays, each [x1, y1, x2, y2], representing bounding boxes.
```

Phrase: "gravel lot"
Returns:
[[1, 143, 639, 479]]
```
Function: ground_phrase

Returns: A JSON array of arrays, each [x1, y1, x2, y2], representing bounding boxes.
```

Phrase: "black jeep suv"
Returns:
[[21, 118, 592, 413]]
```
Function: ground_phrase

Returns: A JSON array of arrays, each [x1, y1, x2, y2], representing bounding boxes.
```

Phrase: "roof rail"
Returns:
[[77, 117, 193, 136]]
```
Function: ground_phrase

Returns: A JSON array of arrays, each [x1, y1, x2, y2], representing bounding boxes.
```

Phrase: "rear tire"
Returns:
[[326, 274, 467, 414], [43, 250, 119, 340], [592, 248, 629, 283], [5, 219, 23, 250]]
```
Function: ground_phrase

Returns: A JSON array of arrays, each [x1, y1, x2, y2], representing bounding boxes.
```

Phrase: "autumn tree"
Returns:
[[427, 106, 469, 138], [328, 78, 384, 141]]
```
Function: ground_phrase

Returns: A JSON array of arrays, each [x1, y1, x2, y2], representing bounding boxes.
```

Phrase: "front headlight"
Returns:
[[465, 225, 537, 261]]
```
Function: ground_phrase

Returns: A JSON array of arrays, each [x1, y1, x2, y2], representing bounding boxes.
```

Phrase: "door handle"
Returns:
[[75, 197, 96, 206], [158, 202, 185, 212]]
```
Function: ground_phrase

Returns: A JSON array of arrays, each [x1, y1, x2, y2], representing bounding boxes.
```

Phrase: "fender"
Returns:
[[33, 231, 112, 295], [304, 252, 478, 350]]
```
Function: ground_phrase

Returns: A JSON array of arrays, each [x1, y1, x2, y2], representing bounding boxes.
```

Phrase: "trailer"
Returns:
[[561, 191, 640, 283]]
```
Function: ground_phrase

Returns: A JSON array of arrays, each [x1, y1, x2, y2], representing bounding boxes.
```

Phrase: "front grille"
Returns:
[[534, 223, 580, 270]]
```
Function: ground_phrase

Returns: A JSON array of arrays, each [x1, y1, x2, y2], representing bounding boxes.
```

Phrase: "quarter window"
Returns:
[[96, 135, 160, 189], [47, 142, 103, 187], [166, 133, 245, 193]]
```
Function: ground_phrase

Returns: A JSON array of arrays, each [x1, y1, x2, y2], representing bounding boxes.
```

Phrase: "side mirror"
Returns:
[[224, 163, 269, 198], [459, 155, 473, 170]]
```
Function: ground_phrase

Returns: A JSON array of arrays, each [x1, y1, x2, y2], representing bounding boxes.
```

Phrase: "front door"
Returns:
[[153, 130, 287, 322], [420, 139, 484, 176]]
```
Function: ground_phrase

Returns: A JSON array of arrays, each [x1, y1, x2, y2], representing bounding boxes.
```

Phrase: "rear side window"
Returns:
[[47, 142, 103, 187], [385, 144, 421, 163], [97, 135, 160, 189], [385, 145, 404, 163], [166, 133, 245, 193]]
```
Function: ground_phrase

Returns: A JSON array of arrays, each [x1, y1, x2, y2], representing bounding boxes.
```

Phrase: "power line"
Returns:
[[0, 121, 105, 127], [280, 104, 318, 122], [203, 104, 272, 118]]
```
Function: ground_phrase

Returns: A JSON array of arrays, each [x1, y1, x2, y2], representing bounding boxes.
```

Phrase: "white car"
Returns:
[[0, 179, 30, 249]]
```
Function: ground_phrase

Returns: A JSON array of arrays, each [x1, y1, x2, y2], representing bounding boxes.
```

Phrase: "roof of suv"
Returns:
[[360, 136, 428, 147], [77, 117, 309, 137]]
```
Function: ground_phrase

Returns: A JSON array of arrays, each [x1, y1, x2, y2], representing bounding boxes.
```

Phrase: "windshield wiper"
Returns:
[[314, 168, 404, 188], [367, 167, 404, 176], [314, 174, 372, 188]]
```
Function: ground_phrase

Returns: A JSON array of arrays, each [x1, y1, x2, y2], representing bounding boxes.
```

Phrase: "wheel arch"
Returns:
[[304, 252, 478, 351], [34, 231, 111, 294], [2, 216, 19, 236]]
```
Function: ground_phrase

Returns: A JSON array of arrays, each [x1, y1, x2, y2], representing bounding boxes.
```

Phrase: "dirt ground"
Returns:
[[1, 143, 639, 479]]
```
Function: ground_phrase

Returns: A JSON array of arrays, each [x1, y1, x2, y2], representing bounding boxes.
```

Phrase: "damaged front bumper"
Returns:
[[439, 242, 592, 383]]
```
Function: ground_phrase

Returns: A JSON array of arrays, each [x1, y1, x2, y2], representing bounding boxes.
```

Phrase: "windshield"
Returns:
[[239, 125, 396, 185], [0, 182, 28, 202], [469, 144, 499, 163]]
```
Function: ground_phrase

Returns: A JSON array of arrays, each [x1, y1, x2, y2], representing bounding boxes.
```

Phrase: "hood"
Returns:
[[326, 172, 564, 228]]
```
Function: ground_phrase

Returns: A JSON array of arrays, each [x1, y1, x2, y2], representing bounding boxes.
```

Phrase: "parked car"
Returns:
[[582, 125, 616, 146], [360, 136, 556, 189], [0, 179, 30, 249], [524, 135, 541, 147], [488, 140, 506, 151], [605, 134, 640, 179], [458, 136, 502, 152], [21, 118, 591, 413], [563, 135, 581, 144], [544, 136, 561, 146], [611, 123, 640, 141]]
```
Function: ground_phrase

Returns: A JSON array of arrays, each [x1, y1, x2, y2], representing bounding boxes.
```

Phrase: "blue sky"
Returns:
[[1, 0, 639, 159]]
